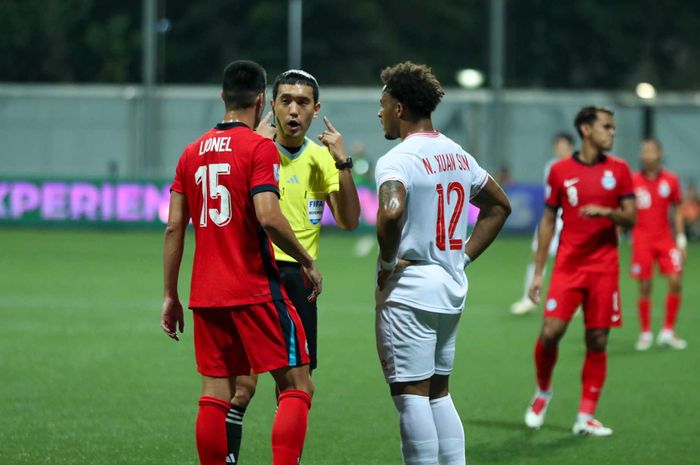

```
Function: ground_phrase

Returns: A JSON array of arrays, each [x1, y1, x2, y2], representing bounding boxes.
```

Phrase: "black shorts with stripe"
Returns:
[[277, 261, 318, 370]]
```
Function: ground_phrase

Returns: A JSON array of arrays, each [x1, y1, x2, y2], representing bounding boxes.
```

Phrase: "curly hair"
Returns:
[[380, 62, 444, 119]]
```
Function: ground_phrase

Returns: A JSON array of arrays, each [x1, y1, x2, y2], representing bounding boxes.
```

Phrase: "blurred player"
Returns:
[[225, 69, 360, 464], [511, 132, 574, 315], [375, 62, 511, 465], [160, 60, 321, 465], [631, 139, 687, 350], [525, 106, 636, 436]]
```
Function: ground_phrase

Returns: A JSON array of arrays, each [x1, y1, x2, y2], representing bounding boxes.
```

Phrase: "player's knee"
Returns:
[[231, 379, 257, 408], [585, 332, 608, 351], [540, 323, 565, 346], [669, 277, 682, 294]]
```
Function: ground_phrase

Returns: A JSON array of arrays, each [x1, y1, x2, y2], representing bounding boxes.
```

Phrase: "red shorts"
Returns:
[[631, 239, 683, 280], [544, 270, 622, 329], [192, 299, 310, 377]]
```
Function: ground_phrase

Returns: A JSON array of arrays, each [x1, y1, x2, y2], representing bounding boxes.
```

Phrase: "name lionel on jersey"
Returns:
[[421, 153, 471, 175], [198, 137, 232, 155]]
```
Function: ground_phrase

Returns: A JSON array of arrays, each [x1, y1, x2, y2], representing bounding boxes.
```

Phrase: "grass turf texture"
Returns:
[[0, 230, 697, 464]]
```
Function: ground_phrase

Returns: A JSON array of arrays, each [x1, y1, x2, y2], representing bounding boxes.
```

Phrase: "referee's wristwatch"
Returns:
[[335, 157, 353, 170]]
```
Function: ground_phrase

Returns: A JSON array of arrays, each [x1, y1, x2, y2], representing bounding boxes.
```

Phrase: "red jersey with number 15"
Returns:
[[632, 170, 681, 244], [171, 122, 287, 308], [545, 153, 634, 274]]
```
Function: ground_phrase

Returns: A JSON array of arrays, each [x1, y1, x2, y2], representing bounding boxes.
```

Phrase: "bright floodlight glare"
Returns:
[[636, 82, 656, 100], [456, 69, 484, 89]]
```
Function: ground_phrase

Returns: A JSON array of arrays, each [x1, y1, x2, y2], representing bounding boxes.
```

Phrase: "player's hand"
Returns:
[[301, 262, 323, 302], [255, 111, 277, 140], [377, 268, 394, 291], [579, 204, 612, 218], [317, 116, 348, 163], [377, 259, 410, 291], [161, 297, 184, 341], [528, 274, 544, 305]]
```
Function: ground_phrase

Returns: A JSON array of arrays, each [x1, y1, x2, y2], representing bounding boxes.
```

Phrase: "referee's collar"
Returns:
[[277, 138, 309, 161]]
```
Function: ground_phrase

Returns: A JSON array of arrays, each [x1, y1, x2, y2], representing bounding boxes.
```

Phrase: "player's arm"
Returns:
[[253, 192, 322, 299], [579, 197, 636, 228], [319, 116, 361, 230], [376, 180, 406, 290], [528, 206, 557, 304], [161, 191, 188, 341], [465, 176, 511, 263], [673, 204, 688, 261]]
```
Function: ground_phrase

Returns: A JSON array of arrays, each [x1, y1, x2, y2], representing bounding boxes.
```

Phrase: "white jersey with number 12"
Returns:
[[375, 131, 489, 314]]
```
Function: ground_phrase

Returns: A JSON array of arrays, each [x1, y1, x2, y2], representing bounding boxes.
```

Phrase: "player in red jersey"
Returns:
[[525, 106, 636, 436], [160, 60, 322, 465], [631, 139, 687, 351]]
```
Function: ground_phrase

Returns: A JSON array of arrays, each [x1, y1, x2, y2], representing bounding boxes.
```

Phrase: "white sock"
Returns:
[[430, 395, 465, 465], [576, 412, 593, 423], [522, 263, 536, 297], [392, 394, 439, 465]]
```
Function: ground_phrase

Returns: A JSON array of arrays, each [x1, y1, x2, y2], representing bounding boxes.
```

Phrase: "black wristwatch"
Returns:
[[335, 157, 353, 170]]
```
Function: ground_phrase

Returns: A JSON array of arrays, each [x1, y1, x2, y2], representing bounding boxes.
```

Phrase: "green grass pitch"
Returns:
[[0, 229, 697, 464]]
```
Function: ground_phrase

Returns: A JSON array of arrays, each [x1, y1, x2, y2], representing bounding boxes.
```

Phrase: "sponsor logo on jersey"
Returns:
[[545, 298, 557, 311], [563, 178, 579, 188], [601, 170, 616, 190], [287, 175, 300, 184], [307, 199, 324, 225], [658, 180, 671, 198]]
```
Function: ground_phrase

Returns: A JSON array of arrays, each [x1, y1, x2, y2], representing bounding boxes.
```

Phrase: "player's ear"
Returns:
[[220, 91, 225, 103], [396, 102, 405, 120], [313, 102, 321, 118]]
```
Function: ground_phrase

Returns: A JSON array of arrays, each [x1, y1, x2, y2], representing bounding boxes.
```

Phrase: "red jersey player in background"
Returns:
[[161, 60, 321, 465], [631, 139, 687, 351], [525, 106, 636, 436]]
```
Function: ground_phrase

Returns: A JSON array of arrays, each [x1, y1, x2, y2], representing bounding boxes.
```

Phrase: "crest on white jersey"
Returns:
[[658, 180, 671, 198], [601, 170, 616, 190]]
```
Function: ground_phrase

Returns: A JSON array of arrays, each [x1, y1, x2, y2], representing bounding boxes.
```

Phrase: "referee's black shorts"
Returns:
[[277, 261, 318, 370]]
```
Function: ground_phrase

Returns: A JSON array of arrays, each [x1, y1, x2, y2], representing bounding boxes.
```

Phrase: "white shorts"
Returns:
[[375, 303, 461, 384]]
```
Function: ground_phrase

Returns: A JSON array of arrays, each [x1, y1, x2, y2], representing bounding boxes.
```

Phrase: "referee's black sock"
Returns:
[[226, 406, 246, 464]]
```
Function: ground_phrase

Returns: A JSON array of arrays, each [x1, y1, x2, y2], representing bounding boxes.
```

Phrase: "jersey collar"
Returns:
[[277, 138, 309, 161], [572, 150, 607, 166], [215, 121, 249, 130]]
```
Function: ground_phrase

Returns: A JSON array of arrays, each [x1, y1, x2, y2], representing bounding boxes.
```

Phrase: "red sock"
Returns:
[[272, 390, 311, 465], [579, 351, 607, 415], [663, 293, 681, 331], [638, 297, 651, 333], [196, 396, 230, 465], [534, 339, 558, 391]]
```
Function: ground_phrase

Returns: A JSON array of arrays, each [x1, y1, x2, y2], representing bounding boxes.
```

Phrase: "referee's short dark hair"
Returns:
[[273, 69, 320, 103], [574, 106, 614, 138], [222, 60, 267, 111]]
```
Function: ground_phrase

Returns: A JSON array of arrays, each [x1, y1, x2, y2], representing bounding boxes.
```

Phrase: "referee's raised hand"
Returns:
[[318, 116, 349, 163]]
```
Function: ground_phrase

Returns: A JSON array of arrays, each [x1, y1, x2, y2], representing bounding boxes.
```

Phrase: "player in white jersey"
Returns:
[[374, 62, 511, 465], [511, 132, 573, 315]]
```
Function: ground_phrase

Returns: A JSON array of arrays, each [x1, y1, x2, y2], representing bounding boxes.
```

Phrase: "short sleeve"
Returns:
[[375, 152, 411, 192], [670, 174, 682, 204], [250, 139, 281, 197], [466, 154, 489, 199], [170, 147, 187, 194], [544, 164, 561, 209], [617, 161, 635, 199]]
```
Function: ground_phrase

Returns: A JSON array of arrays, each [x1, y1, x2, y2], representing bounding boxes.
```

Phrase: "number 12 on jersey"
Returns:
[[435, 182, 465, 251]]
